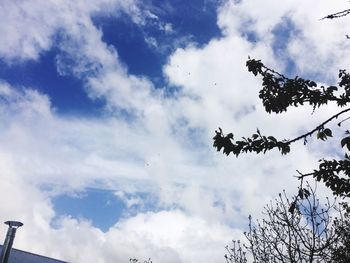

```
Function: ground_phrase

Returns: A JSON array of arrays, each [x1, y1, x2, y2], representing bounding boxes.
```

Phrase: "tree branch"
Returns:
[[288, 107, 350, 144], [321, 9, 350, 20]]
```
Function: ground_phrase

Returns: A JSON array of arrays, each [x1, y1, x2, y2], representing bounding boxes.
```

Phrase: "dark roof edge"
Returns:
[[0, 245, 69, 263]]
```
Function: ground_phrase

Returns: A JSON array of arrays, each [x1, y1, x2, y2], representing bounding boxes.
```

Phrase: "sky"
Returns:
[[0, 0, 350, 262]]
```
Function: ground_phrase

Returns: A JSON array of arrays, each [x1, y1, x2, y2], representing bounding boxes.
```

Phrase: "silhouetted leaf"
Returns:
[[324, 128, 333, 137], [298, 188, 304, 199], [341, 137, 350, 151], [289, 201, 296, 213]]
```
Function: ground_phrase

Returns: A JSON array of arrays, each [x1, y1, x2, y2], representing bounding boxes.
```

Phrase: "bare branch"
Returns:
[[321, 9, 350, 20]]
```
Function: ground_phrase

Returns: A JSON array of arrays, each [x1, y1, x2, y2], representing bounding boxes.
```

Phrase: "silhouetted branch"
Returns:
[[321, 9, 350, 20], [288, 107, 350, 144]]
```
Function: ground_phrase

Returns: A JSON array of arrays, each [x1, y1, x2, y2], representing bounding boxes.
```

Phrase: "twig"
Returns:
[[320, 9, 350, 20], [288, 107, 350, 144]]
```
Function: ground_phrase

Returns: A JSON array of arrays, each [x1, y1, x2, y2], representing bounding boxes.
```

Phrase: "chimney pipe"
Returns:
[[0, 221, 23, 263]]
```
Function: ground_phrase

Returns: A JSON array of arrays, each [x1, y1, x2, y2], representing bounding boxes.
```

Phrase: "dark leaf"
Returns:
[[324, 128, 333, 137], [341, 137, 350, 149], [298, 189, 304, 199], [288, 201, 296, 213]]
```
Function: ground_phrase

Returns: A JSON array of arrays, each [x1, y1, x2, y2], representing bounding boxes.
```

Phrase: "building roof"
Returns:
[[0, 245, 68, 263]]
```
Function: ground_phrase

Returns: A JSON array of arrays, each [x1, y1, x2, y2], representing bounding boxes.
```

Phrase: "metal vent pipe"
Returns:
[[0, 221, 23, 263]]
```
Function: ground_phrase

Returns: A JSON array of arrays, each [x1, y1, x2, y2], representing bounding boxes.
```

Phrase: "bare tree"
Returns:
[[225, 183, 346, 263], [129, 258, 153, 263], [332, 202, 350, 262]]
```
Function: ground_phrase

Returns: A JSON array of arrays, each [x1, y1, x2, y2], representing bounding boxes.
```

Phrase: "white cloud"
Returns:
[[12, 210, 240, 262], [0, 0, 142, 62], [145, 36, 158, 48], [217, 0, 350, 79], [163, 23, 174, 34]]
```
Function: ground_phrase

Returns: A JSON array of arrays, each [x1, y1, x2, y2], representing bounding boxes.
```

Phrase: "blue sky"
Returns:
[[52, 188, 158, 232], [0, 0, 349, 262], [0, 0, 222, 115], [52, 188, 127, 232]]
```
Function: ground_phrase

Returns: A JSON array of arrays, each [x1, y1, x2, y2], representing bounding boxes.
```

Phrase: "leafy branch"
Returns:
[[214, 59, 350, 197], [246, 59, 350, 114], [295, 156, 350, 198], [213, 128, 290, 156], [213, 105, 350, 157]]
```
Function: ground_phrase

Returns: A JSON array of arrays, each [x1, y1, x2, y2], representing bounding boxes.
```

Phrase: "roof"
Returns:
[[0, 245, 68, 263]]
